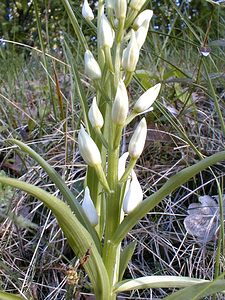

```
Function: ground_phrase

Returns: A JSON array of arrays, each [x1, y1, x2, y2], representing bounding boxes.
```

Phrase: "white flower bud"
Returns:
[[135, 20, 149, 49], [82, 187, 98, 226], [129, 0, 147, 11], [128, 118, 147, 159], [122, 30, 140, 72], [88, 97, 104, 129], [123, 170, 143, 214], [133, 83, 161, 113], [82, 0, 94, 21], [133, 9, 153, 29], [112, 80, 129, 126], [115, 0, 127, 19], [78, 125, 102, 166], [84, 50, 102, 80], [99, 14, 115, 49], [118, 152, 129, 180]]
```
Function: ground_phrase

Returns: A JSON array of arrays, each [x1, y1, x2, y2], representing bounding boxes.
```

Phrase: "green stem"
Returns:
[[116, 18, 125, 44]]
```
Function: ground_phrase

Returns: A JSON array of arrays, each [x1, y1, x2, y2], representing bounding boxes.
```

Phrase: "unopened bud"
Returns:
[[99, 14, 115, 49], [123, 170, 143, 214], [133, 9, 153, 29], [78, 125, 102, 166], [133, 83, 161, 113], [128, 118, 147, 159], [112, 80, 129, 126], [135, 19, 149, 49], [122, 30, 140, 72], [82, 187, 98, 226], [82, 0, 94, 21], [115, 0, 127, 20], [84, 50, 102, 80], [129, 0, 147, 11], [88, 97, 104, 129]]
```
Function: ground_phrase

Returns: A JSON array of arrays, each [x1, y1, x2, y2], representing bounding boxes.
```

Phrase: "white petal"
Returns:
[[123, 171, 143, 214], [134, 83, 161, 113], [88, 97, 104, 129], [82, 187, 98, 226], [128, 118, 147, 158], [78, 125, 102, 166], [118, 152, 129, 180], [82, 0, 94, 21]]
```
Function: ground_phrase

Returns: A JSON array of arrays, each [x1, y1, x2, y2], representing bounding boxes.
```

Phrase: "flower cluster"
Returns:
[[79, 0, 161, 226]]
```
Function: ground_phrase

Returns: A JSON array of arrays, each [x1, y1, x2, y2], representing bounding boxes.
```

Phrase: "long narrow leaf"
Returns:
[[113, 276, 207, 293], [63, 40, 90, 133], [0, 176, 110, 299], [61, 0, 88, 51], [7, 139, 100, 250], [119, 241, 137, 281], [0, 292, 25, 300], [164, 279, 225, 300], [112, 151, 225, 245]]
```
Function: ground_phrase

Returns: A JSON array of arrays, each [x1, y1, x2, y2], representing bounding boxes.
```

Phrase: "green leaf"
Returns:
[[0, 176, 110, 299], [113, 276, 207, 293], [0, 291, 25, 300], [63, 40, 91, 134], [60, 0, 88, 51], [164, 278, 225, 300], [119, 241, 137, 281], [7, 139, 100, 251], [112, 150, 225, 245]]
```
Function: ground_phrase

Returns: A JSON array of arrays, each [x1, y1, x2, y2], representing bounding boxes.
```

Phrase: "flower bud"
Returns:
[[99, 14, 115, 49], [84, 50, 102, 80], [82, 187, 98, 226], [82, 0, 94, 21], [88, 97, 104, 129], [133, 83, 161, 113], [129, 0, 147, 11], [112, 80, 129, 126], [122, 30, 140, 72], [78, 125, 102, 166], [133, 9, 153, 29], [135, 20, 149, 49], [115, 0, 127, 20], [128, 118, 147, 159], [123, 170, 143, 214]]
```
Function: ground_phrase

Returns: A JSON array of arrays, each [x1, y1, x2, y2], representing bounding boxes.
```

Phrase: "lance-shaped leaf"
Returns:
[[7, 139, 100, 250], [112, 150, 225, 245], [164, 278, 225, 300], [113, 276, 208, 294], [0, 176, 110, 299], [0, 291, 25, 300]]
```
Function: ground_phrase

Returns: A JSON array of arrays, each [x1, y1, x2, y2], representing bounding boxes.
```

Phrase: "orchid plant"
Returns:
[[1, 0, 225, 299]]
